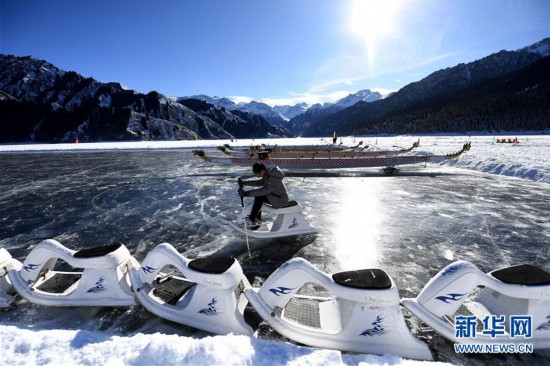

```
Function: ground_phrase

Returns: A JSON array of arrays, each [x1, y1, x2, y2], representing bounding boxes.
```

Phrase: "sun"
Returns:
[[347, 0, 403, 67], [349, 0, 399, 40]]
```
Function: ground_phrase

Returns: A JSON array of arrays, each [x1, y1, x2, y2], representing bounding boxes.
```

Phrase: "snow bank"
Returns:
[[0, 324, 435, 366], [425, 135, 550, 184]]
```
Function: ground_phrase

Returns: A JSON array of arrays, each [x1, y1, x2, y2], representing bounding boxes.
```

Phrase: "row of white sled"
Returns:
[[1, 240, 550, 361]]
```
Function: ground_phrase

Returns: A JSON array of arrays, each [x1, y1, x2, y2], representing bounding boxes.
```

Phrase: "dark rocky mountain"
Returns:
[[0, 55, 289, 143], [353, 55, 550, 134], [302, 38, 550, 136]]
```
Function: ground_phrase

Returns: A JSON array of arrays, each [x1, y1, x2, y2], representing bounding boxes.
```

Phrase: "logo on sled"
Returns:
[[436, 293, 466, 303], [537, 315, 550, 331], [441, 262, 467, 276], [86, 277, 106, 293], [268, 286, 295, 296], [360, 315, 388, 337], [142, 265, 157, 274], [198, 298, 220, 316], [24, 263, 41, 272], [288, 218, 298, 229]]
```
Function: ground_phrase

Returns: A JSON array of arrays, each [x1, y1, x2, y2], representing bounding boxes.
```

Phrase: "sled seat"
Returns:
[[262, 200, 300, 214], [489, 264, 550, 285], [74, 242, 123, 258], [129, 243, 253, 336], [8, 239, 138, 307], [332, 269, 392, 290], [188, 257, 236, 274]]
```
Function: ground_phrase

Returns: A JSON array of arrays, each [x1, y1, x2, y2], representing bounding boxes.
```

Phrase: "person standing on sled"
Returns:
[[238, 162, 289, 228]]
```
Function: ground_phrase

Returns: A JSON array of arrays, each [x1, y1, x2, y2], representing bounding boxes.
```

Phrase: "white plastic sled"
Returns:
[[0, 248, 22, 307], [8, 239, 138, 307], [244, 258, 432, 360], [401, 260, 550, 349], [228, 200, 317, 239], [129, 243, 254, 335]]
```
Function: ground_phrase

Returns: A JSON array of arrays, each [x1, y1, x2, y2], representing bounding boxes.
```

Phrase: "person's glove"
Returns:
[[237, 178, 244, 187], [238, 188, 247, 198]]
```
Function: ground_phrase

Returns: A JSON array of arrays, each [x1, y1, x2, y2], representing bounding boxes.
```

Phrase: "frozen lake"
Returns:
[[1, 146, 549, 364]]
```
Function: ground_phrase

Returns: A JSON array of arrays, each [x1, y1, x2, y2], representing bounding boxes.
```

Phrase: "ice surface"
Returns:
[[0, 134, 549, 365]]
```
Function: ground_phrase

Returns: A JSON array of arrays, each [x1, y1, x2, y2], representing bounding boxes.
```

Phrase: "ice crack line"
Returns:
[[474, 195, 510, 266]]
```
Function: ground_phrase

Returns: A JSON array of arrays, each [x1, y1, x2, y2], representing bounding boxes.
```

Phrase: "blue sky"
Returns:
[[1, 0, 549, 106]]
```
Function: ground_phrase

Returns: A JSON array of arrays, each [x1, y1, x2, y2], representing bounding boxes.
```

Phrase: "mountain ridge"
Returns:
[[0, 55, 290, 142], [301, 38, 550, 136], [1, 38, 549, 142]]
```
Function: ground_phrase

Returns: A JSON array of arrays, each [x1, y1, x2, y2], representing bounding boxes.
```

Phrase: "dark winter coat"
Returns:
[[243, 166, 289, 208]]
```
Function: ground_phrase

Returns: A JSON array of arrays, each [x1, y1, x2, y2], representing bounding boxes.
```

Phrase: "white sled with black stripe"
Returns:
[[228, 200, 317, 239], [244, 258, 432, 360], [0, 248, 22, 307], [8, 239, 138, 307], [129, 243, 253, 335], [401, 260, 550, 349]]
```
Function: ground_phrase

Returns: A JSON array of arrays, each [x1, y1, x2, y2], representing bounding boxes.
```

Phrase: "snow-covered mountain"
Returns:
[[333, 89, 383, 108], [179, 89, 383, 127], [180, 94, 238, 111], [237, 100, 288, 126], [273, 102, 310, 120]]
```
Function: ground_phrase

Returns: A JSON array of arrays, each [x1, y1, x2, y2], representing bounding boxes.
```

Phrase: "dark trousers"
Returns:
[[249, 195, 269, 221]]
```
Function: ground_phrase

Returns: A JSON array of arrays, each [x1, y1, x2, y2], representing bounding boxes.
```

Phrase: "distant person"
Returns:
[[238, 162, 289, 228]]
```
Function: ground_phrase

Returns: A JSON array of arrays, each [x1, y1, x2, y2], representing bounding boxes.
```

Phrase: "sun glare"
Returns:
[[348, 0, 403, 67], [330, 178, 384, 270]]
